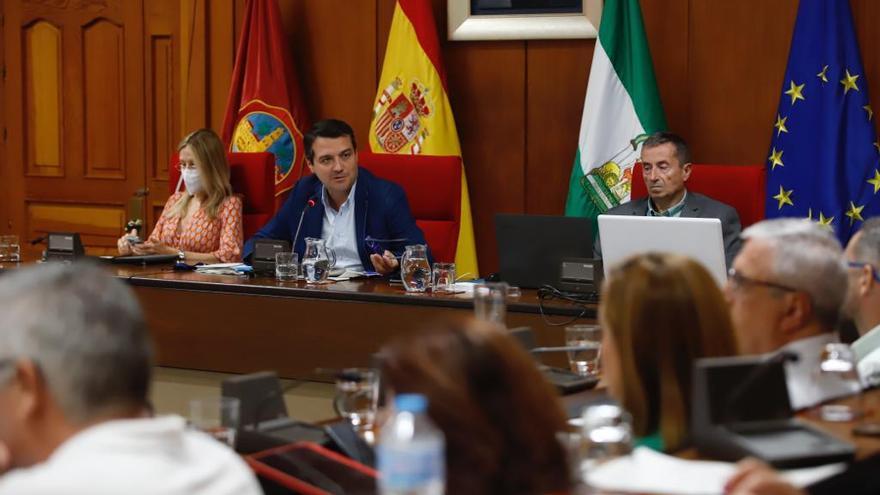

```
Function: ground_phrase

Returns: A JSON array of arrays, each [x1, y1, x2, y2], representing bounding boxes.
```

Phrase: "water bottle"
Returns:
[[378, 394, 445, 495]]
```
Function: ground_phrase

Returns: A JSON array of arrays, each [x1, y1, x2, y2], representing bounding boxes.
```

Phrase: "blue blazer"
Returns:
[[243, 167, 430, 269]]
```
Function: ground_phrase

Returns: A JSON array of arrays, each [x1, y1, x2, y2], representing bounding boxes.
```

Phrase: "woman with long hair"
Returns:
[[600, 252, 738, 452], [381, 318, 572, 495], [117, 129, 242, 263]]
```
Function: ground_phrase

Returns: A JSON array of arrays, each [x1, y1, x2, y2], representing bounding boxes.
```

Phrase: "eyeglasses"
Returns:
[[364, 236, 408, 256], [175, 162, 198, 171], [847, 261, 880, 283], [727, 268, 798, 292]]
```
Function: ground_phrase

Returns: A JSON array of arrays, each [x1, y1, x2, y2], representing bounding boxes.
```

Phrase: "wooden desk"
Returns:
[[799, 390, 880, 460], [117, 268, 595, 379]]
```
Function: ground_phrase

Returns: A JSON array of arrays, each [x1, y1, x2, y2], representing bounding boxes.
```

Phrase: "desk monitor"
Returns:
[[494, 214, 593, 289], [597, 215, 727, 286]]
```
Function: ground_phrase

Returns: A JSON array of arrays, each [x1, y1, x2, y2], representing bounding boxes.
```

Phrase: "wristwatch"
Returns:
[[177, 249, 186, 261]]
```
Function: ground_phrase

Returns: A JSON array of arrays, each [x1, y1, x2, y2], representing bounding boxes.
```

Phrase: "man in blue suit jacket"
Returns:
[[243, 119, 428, 275]]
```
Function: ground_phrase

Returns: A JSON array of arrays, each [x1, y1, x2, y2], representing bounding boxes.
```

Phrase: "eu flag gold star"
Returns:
[[785, 81, 806, 105], [864, 105, 874, 121], [817, 65, 829, 83], [773, 185, 794, 210], [774, 115, 789, 136], [846, 201, 865, 225], [841, 69, 860, 94], [868, 169, 880, 194], [768, 147, 784, 170], [818, 212, 835, 228], [806, 208, 813, 221]]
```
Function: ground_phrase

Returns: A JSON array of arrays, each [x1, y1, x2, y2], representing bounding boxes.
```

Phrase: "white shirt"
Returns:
[[321, 184, 363, 272], [854, 323, 880, 386], [780, 333, 861, 410], [0, 416, 263, 495]]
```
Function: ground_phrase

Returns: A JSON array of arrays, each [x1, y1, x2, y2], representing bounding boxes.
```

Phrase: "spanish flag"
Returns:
[[369, 0, 479, 278]]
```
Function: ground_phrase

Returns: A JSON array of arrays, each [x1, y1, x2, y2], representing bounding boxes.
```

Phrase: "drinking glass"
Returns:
[[431, 262, 456, 293], [189, 396, 240, 448], [473, 282, 508, 326], [334, 368, 379, 431], [816, 343, 862, 422], [565, 324, 602, 377], [0, 235, 21, 263], [275, 252, 298, 281], [581, 404, 633, 466]]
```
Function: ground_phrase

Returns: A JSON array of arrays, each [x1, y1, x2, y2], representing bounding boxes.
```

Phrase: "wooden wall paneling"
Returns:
[[0, 0, 6, 232], [524, 39, 593, 216], [181, 0, 208, 131], [284, 0, 377, 139], [27, 202, 126, 256], [3, 2, 26, 240], [446, 42, 527, 274], [83, 19, 125, 178], [208, 0, 234, 132], [23, 20, 63, 177], [640, 0, 689, 140], [145, 0, 180, 234], [687, 0, 797, 165]]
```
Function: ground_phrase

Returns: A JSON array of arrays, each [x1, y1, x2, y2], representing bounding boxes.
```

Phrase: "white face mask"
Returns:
[[182, 168, 203, 195]]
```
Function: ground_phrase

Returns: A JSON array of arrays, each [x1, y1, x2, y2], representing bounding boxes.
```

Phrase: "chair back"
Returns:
[[631, 163, 766, 227], [168, 152, 275, 240], [357, 150, 461, 262]]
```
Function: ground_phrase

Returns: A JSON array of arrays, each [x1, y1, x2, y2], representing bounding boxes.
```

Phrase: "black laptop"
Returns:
[[494, 214, 594, 289]]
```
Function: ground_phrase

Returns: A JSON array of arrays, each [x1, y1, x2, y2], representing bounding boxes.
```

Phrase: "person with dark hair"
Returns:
[[596, 132, 742, 267], [0, 262, 261, 494], [600, 252, 739, 451], [243, 118, 428, 275], [381, 318, 572, 495], [842, 217, 880, 379]]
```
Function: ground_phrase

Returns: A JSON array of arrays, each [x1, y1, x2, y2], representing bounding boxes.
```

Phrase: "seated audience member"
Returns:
[[117, 128, 243, 263], [381, 318, 571, 495], [0, 263, 262, 495], [725, 218, 853, 410], [600, 252, 738, 452], [841, 218, 880, 381], [596, 132, 742, 267], [242, 118, 428, 275]]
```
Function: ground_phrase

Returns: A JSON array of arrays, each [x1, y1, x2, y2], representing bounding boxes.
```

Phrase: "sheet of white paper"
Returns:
[[585, 447, 845, 495]]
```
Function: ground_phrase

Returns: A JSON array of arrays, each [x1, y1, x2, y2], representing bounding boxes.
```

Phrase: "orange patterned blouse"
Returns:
[[148, 192, 243, 262]]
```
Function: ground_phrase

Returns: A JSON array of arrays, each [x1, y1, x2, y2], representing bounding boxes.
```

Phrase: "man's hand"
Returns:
[[725, 458, 805, 495], [370, 250, 399, 275]]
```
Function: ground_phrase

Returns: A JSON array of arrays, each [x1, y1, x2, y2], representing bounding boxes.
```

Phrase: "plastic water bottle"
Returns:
[[378, 394, 445, 495]]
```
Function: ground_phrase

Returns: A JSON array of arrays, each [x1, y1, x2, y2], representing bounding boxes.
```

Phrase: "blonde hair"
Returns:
[[168, 129, 233, 219], [600, 253, 738, 451]]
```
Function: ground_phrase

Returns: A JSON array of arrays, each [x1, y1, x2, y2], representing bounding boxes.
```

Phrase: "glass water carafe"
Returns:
[[302, 237, 336, 284], [401, 244, 431, 292]]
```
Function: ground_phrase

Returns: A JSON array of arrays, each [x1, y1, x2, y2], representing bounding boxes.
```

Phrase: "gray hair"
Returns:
[[741, 218, 847, 328], [0, 262, 153, 421], [851, 217, 880, 265]]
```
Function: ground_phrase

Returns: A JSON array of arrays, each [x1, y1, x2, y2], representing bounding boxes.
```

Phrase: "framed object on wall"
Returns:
[[448, 0, 602, 41]]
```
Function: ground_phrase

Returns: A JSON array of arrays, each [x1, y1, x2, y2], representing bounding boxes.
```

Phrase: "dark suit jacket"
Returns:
[[243, 167, 429, 269], [594, 191, 743, 268]]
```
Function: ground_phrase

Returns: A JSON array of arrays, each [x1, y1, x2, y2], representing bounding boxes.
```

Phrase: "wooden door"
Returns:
[[4, 0, 147, 257]]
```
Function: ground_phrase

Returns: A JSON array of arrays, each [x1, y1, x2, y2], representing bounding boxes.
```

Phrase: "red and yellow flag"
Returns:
[[369, 0, 479, 277], [221, 0, 310, 207]]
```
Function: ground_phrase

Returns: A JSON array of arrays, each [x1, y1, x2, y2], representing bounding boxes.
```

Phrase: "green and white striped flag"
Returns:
[[565, 0, 667, 219]]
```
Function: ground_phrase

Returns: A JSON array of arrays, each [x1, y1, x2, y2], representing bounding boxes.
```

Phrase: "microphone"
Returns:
[[722, 351, 800, 424], [30, 235, 47, 245], [292, 194, 319, 253]]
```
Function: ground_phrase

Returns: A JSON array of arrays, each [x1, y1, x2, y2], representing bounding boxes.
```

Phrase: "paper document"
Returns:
[[194, 263, 252, 276], [585, 447, 844, 495]]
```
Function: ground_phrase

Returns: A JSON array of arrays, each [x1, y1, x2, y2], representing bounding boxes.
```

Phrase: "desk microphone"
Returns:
[[722, 351, 799, 424], [292, 194, 319, 253]]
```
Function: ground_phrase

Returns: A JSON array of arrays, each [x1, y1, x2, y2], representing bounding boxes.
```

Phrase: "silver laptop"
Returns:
[[597, 215, 727, 286]]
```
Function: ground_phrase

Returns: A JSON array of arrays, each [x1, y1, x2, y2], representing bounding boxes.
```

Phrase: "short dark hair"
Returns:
[[304, 119, 357, 162], [642, 132, 692, 166], [852, 217, 880, 265]]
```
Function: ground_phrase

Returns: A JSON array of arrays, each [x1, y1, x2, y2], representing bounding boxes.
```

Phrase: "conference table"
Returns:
[[110, 265, 595, 380]]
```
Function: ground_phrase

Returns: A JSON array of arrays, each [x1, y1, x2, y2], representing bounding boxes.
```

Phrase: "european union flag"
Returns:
[[766, 0, 880, 244]]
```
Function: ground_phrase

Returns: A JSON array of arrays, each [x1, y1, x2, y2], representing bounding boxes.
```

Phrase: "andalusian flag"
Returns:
[[565, 0, 666, 219], [369, 0, 478, 277]]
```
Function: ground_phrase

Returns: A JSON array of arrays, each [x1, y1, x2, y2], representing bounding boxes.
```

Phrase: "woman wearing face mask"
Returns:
[[116, 129, 243, 263]]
